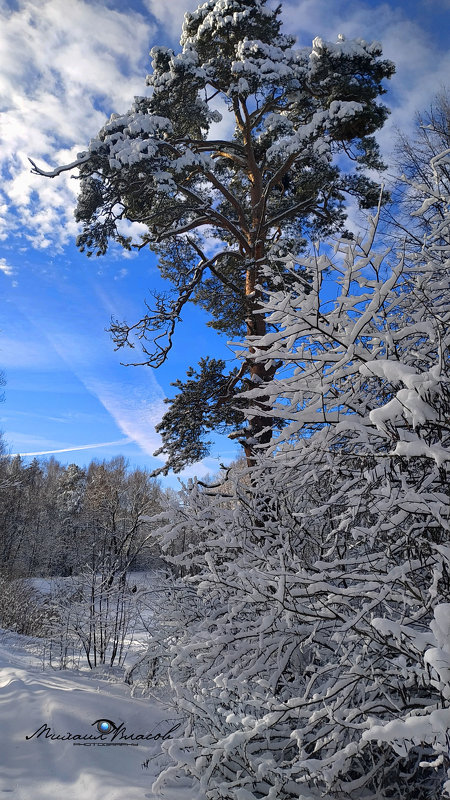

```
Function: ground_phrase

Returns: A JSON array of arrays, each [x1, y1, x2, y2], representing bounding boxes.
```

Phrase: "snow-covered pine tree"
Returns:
[[146, 149, 450, 799], [31, 0, 394, 472]]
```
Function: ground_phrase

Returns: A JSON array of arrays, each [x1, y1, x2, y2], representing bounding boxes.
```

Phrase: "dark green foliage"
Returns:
[[153, 358, 246, 475]]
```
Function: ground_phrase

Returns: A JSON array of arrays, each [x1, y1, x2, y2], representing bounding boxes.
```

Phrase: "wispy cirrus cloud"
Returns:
[[0, 334, 60, 370], [4, 288, 168, 463], [9, 438, 132, 457], [41, 323, 168, 461], [84, 376, 167, 460]]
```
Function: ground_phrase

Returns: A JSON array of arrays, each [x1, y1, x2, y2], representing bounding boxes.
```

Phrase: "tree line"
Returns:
[[0, 454, 165, 578]]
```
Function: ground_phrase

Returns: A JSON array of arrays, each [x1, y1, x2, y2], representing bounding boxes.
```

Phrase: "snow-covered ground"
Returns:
[[0, 591, 187, 798]]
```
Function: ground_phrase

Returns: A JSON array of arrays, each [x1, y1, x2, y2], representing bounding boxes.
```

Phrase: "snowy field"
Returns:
[[0, 573, 189, 799]]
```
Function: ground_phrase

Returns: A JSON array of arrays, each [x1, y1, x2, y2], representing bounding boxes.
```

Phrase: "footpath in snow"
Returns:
[[0, 633, 184, 799]]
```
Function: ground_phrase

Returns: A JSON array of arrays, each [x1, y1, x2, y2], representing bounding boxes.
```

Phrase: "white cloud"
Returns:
[[208, 95, 236, 145], [0, 0, 446, 253], [40, 325, 168, 460], [115, 219, 149, 248], [86, 376, 167, 460], [142, 0, 190, 38], [0, 258, 14, 277], [0, 0, 156, 249], [5, 284, 169, 462]]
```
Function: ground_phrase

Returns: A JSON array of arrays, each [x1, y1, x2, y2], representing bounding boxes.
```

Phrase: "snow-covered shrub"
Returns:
[[362, 596, 450, 797], [46, 570, 138, 670], [124, 568, 202, 695], [0, 572, 55, 637], [148, 148, 449, 800], [150, 463, 448, 799]]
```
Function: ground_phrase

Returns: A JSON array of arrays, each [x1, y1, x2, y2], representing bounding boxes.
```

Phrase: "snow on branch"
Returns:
[[29, 153, 91, 178]]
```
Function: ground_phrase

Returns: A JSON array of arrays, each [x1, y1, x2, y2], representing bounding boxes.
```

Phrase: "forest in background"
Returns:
[[0, 453, 166, 578]]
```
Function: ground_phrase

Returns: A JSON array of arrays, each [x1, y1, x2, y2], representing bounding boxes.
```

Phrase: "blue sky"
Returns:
[[0, 0, 449, 487]]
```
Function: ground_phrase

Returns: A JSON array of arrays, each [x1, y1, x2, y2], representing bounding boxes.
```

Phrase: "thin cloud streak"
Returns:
[[6, 289, 168, 464], [43, 329, 167, 461], [86, 377, 167, 460], [9, 437, 132, 457]]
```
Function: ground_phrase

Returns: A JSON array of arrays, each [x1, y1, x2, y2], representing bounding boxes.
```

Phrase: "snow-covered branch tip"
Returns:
[[28, 154, 91, 178]]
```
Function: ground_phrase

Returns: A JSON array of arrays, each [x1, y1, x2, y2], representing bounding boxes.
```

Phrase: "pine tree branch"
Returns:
[[177, 184, 250, 251], [29, 154, 91, 177], [203, 169, 250, 234]]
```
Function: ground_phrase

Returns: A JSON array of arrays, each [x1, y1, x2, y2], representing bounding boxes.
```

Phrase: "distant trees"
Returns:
[[0, 456, 164, 578], [0, 454, 168, 669], [0, 371, 10, 492]]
